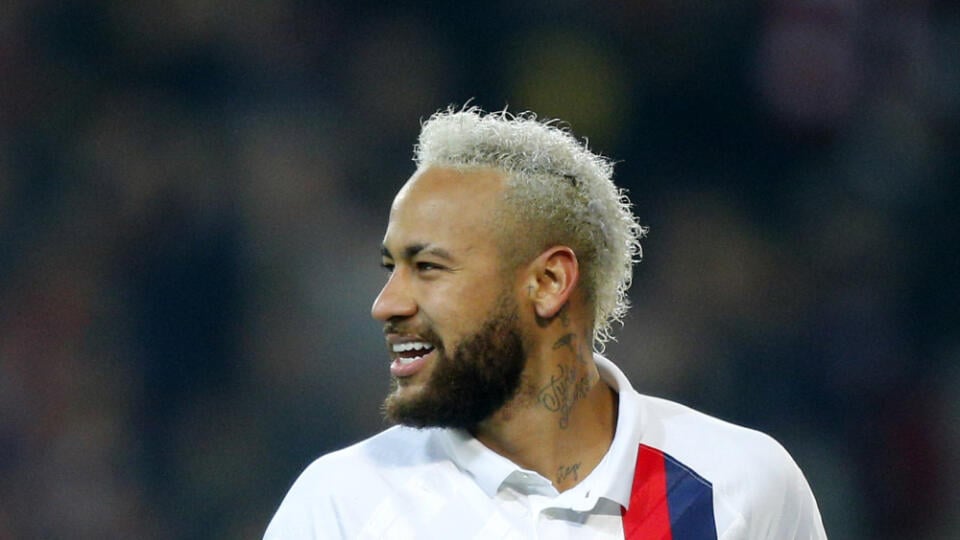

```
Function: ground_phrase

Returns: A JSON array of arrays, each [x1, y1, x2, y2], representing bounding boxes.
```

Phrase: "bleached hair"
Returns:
[[414, 106, 646, 347]]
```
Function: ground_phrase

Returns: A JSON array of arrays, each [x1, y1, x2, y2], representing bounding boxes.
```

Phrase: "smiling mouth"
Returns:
[[391, 340, 436, 365]]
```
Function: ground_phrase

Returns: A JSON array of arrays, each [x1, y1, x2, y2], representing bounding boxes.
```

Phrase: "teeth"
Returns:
[[392, 341, 434, 353]]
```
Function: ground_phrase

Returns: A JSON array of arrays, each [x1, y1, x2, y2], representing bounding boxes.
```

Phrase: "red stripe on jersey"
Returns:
[[621, 445, 673, 540]]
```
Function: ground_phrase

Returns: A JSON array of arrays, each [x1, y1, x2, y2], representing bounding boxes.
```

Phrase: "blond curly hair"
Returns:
[[413, 106, 646, 346]]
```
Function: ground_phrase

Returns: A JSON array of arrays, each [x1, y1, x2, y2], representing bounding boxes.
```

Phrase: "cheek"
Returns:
[[420, 269, 511, 336], [449, 287, 498, 324], [417, 305, 469, 352]]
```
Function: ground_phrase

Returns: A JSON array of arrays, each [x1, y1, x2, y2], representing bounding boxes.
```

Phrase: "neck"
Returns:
[[471, 326, 618, 492]]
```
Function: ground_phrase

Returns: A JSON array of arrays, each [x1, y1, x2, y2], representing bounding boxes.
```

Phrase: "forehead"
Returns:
[[383, 166, 507, 256]]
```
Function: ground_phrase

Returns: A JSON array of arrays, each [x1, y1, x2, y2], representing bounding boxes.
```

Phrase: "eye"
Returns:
[[381, 260, 395, 273], [416, 261, 443, 272]]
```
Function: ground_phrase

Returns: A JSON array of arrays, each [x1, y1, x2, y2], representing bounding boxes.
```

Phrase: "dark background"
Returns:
[[1, 1, 958, 538]]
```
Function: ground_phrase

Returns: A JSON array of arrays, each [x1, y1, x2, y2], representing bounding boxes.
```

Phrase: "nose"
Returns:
[[371, 268, 417, 322]]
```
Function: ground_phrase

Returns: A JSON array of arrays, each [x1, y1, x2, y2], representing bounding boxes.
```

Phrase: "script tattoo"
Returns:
[[557, 463, 582, 484], [538, 363, 592, 429]]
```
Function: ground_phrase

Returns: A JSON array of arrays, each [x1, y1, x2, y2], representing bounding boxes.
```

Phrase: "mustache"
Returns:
[[382, 322, 409, 335]]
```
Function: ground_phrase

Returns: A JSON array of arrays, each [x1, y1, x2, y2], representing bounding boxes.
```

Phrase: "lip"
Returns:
[[390, 349, 436, 378]]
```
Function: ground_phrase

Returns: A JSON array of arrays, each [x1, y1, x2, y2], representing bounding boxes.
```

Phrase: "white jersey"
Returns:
[[264, 355, 827, 539]]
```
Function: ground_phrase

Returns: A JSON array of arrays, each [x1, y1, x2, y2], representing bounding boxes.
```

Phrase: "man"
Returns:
[[264, 107, 827, 538]]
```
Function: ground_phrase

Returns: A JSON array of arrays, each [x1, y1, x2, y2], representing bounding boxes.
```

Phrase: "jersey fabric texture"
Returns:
[[264, 355, 827, 539]]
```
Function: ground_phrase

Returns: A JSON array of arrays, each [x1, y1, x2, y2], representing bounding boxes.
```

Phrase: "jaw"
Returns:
[[383, 296, 526, 429]]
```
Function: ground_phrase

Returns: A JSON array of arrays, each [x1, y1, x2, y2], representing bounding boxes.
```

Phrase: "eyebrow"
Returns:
[[380, 243, 456, 262]]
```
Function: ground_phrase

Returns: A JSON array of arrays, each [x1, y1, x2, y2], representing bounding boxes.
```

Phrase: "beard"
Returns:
[[382, 296, 526, 430]]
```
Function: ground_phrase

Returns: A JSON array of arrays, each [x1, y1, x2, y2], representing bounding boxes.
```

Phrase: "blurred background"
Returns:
[[1, 0, 958, 538]]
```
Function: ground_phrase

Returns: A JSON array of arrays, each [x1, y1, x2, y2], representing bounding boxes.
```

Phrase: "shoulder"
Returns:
[[640, 395, 796, 477], [264, 426, 447, 539], [604, 355, 797, 476], [636, 395, 826, 539], [286, 425, 441, 493]]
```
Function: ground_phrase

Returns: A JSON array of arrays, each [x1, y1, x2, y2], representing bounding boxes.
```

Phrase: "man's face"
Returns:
[[372, 166, 527, 429]]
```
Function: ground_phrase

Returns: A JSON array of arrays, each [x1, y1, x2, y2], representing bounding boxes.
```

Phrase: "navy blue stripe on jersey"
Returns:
[[662, 449, 718, 539]]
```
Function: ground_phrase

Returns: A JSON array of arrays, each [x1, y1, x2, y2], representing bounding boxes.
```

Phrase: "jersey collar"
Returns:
[[437, 354, 646, 510]]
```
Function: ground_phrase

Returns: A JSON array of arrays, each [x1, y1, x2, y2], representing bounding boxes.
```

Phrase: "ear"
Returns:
[[524, 246, 579, 321]]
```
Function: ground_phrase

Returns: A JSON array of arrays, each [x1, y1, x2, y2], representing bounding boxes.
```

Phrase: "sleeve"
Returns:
[[748, 442, 828, 540], [262, 462, 344, 540], [778, 461, 827, 540]]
